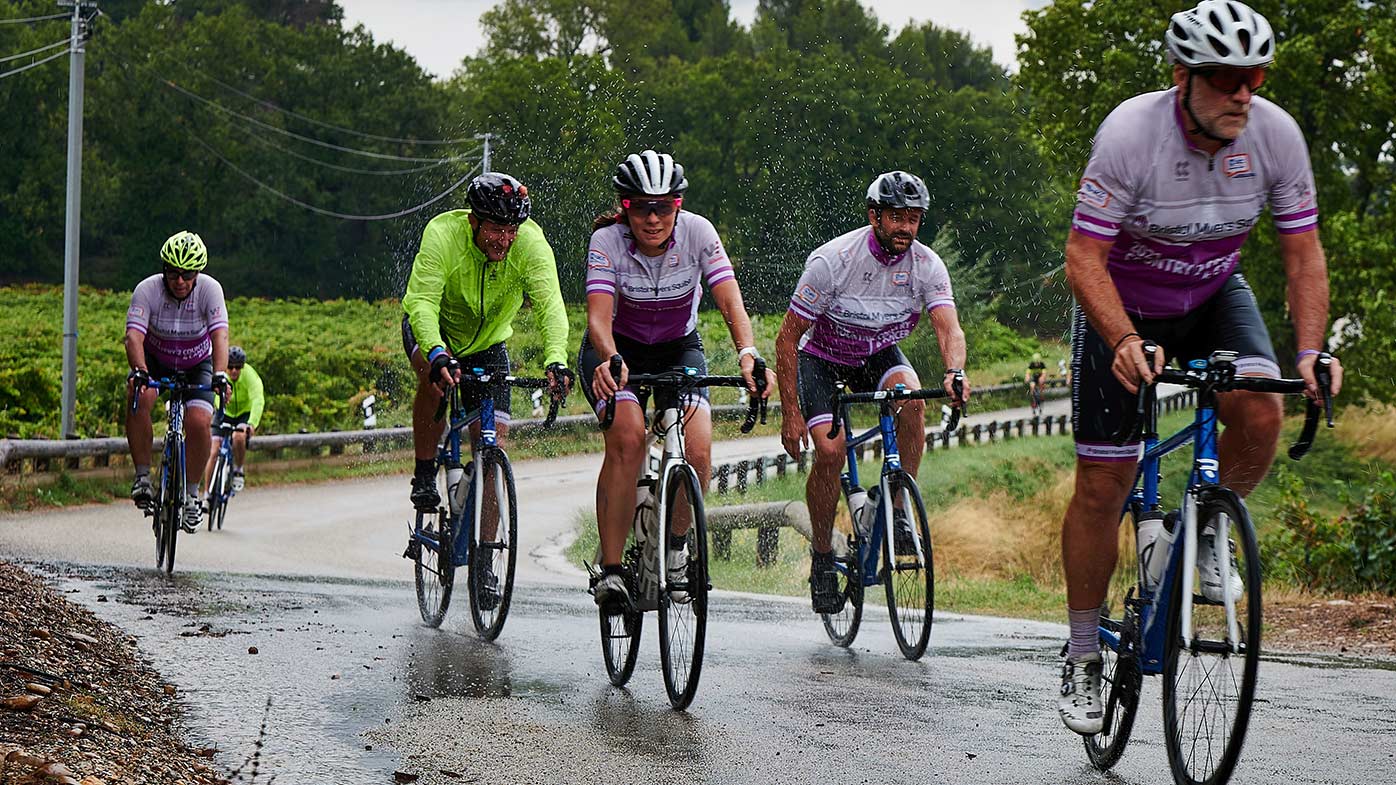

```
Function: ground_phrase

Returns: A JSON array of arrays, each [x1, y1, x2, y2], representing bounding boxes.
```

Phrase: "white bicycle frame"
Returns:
[[1177, 491, 1242, 651], [642, 406, 703, 601]]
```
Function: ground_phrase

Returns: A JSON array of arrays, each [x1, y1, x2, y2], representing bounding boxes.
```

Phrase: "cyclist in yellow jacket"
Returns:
[[202, 345, 263, 498]]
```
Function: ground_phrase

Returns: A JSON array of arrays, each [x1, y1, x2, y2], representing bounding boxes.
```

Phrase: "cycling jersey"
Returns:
[[584, 212, 736, 344], [1028, 360, 1047, 382], [1071, 88, 1318, 319], [402, 210, 569, 367], [223, 363, 265, 429], [788, 226, 954, 365], [126, 274, 228, 370]]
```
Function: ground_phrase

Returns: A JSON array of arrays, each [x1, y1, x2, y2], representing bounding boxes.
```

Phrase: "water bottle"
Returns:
[[445, 462, 465, 516], [635, 479, 659, 595], [847, 487, 870, 538], [863, 485, 883, 539], [1137, 508, 1176, 591]]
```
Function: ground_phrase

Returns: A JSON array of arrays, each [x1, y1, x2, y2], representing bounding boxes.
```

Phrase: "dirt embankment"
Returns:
[[0, 562, 222, 785]]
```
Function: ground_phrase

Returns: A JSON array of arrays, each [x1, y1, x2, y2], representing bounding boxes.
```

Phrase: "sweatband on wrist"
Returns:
[[427, 346, 447, 363], [1296, 349, 1321, 364], [1113, 332, 1141, 351]]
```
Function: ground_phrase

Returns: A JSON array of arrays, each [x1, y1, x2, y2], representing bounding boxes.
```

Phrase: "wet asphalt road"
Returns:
[[8, 395, 1396, 783]]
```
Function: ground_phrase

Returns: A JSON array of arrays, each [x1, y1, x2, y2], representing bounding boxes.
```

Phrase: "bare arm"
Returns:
[[124, 328, 148, 371], [710, 279, 769, 394], [928, 305, 970, 403], [775, 310, 812, 458], [1065, 229, 1161, 393], [1279, 229, 1343, 396], [210, 328, 229, 374], [585, 292, 625, 399]]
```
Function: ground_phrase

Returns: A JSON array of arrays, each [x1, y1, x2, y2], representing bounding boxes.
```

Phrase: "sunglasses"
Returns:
[[621, 196, 682, 217], [1195, 66, 1266, 95], [163, 267, 198, 281]]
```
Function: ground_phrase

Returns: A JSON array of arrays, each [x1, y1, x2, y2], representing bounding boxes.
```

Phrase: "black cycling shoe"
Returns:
[[410, 474, 440, 511], [473, 552, 501, 611], [893, 509, 917, 557], [809, 550, 844, 614]]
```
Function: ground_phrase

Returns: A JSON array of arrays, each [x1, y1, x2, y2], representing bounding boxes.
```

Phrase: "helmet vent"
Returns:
[[1237, 29, 1251, 53], [1207, 34, 1231, 57]]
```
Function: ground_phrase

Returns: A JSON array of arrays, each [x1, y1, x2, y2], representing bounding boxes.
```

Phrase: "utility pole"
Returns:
[[59, 0, 95, 439], [475, 132, 492, 173]]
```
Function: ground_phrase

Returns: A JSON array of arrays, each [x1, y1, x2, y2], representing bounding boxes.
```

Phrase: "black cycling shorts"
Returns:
[[1072, 272, 1279, 462], [401, 315, 512, 423], [211, 411, 252, 436], [147, 357, 215, 413], [578, 330, 710, 417], [797, 345, 918, 431]]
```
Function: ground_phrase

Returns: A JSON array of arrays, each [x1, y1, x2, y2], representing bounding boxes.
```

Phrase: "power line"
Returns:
[[191, 136, 482, 221], [0, 12, 67, 24], [161, 77, 469, 163], [0, 45, 69, 81], [0, 38, 68, 64], [193, 69, 477, 146], [225, 117, 480, 176]]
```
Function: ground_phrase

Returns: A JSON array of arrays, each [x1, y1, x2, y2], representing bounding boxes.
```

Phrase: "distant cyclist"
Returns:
[[401, 172, 573, 515], [582, 149, 773, 612], [1057, 0, 1343, 735], [201, 345, 263, 499], [125, 231, 230, 531], [775, 171, 969, 615], [1026, 352, 1047, 412]]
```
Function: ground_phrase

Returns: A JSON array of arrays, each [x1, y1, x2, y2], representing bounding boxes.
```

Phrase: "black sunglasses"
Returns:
[[1195, 66, 1267, 95], [622, 197, 682, 217], [163, 266, 198, 281]]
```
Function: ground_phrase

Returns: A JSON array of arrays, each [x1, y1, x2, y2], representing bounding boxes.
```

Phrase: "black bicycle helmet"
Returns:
[[613, 150, 688, 195], [866, 171, 930, 210], [466, 172, 531, 225], [228, 346, 247, 367]]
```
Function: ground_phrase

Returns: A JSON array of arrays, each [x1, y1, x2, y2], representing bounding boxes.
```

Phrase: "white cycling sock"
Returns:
[[1067, 607, 1099, 659]]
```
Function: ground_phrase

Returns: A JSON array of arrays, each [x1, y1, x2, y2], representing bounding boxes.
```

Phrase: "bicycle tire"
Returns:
[[160, 441, 183, 575], [657, 465, 708, 709], [467, 448, 518, 641], [821, 503, 864, 647], [882, 471, 934, 660], [153, 463, 170, 569], [207, 453, 227, 532], [1163, 491, 1261, 785], [1085, 508, 1145, 769], [600, 544, 643, 687]]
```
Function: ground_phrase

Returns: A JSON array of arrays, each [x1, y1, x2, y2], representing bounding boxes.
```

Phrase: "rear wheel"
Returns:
[[657, 466, 708, 709], [1163, 492, 1261, 785], [413, 501, 456, 628], [207, 452, 227, 531], [821, 503, 864, 647], [1086, 506, 1144, 769], [600, 546, 642, 687], [882, 471, 933, 660], [467, 449, 518, 641]]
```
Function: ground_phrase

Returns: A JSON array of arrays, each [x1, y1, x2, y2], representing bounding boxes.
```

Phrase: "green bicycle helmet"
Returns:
[[160, 231, 208, 271]]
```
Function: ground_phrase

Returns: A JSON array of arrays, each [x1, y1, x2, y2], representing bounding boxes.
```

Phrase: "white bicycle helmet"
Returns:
[[1166, 0, 1275, 68], [613, 150, 688, 195]]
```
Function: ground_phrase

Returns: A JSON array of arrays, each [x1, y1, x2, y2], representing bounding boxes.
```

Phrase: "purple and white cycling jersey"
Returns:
[[788, 226, 955, 366], [1072, 88, 1318, 319], [126, 274, 228, 370], [585, 212, 736, 344]]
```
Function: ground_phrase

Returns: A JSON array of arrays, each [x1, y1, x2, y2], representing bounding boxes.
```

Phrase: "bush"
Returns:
[[1267, 465, 1396, 594]]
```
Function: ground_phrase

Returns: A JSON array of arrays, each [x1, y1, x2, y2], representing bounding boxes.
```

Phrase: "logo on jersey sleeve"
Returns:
[[1077, 178, 1112, 209], [1222, 154, 1254, 178], [892, 271, 911, 286], [796, 284, 820, 306], [587, 249, 612, 270], [128, 305, 146, 318]]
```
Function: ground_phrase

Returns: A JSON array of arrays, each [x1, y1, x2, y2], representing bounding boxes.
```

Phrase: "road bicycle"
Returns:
[[820, 374, 963, 660], [205, 421, 242, 531], [1029, 378, 1045, 416], [1086, 347, 1334, 785], [591, 356, 766, 709], [131, 373, 223, 575], [405, 367, 560, 640]]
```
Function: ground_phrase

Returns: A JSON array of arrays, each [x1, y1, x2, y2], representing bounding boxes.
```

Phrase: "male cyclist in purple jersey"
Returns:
[[775, 171, 969, 615], [1057, 1, 1344, 735]]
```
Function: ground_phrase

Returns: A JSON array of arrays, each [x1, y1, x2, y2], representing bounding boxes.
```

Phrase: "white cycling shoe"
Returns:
[[1058, 651, 1104, 735], [666, 547, 690, 604], [1198, 525, 1245, 603]]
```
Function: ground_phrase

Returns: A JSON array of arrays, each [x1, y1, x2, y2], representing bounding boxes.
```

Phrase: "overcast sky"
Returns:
[[338, 0, 1052, 79]]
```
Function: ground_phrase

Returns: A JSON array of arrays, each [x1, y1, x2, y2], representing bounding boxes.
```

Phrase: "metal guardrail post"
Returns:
[[971, 424, 982, 443], [736, 460, 749, 494], [871, 440, 882, 460], [987, 421, 997, 440], [756, 525, 779, 567], [712, 526, 732, 561], [798, 449, 808, 474], [717, 464, 730, 495], [775, 453, 787, 477], [754, 456, 765, 486]]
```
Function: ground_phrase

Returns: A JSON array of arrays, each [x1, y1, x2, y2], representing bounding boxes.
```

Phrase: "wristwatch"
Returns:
[[738, 346, 762, 360]]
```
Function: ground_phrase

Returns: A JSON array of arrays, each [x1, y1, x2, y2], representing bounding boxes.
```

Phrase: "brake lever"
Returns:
[[600, 354, 623, 431], [1316, 353, 1334, 428]]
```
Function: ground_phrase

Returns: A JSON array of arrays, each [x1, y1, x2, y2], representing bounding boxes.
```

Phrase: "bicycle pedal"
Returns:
[[402, 541, 421, 560]]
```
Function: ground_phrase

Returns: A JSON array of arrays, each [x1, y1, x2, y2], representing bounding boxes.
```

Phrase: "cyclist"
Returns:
[[582, 149, 773, 611], [775, 171, 970, 614], [402, 172, 573, 606], [1026, 352, 1048, 411], [201, 345, 263, 499], [125, 231, 231, 532], [1057, 0, 1343, 735]]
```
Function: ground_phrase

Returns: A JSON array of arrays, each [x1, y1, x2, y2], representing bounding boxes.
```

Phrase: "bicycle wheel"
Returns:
[[468, 449, 518, 641], [882, 471, 933, 660], [207, 453, 227, 532], [821, 512, 864, 647], [657, 465, 708, 709], [1162, 492, 1261, 785], [153, 463, 170, 569], [600, 546, 642, 687], [160, 444, 183, 575], [1086, 507, 1145, 770], [414, 501, 456, 628]]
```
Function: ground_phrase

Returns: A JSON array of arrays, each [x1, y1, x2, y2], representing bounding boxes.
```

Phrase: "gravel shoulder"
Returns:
[[0, 562, 223, 785]]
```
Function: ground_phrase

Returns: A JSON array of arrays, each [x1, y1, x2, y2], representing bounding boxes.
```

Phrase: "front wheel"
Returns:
[[159, 444, 183, 576], [207, 452, 228, 532], [657, 465, 708, 709], [882, 471, 934, 660], [1162, 491, 1261, 785], [467, 449, 518, 641]]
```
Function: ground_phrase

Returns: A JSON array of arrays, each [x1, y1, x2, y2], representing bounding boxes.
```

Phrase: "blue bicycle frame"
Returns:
[[837, 397, 904, 587]]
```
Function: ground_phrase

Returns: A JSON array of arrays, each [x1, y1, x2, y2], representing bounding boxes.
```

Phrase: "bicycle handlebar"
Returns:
[[432, 366, 567, 427], [826, 371, 965, 440], [599, 355, 767, 433], [128, 376, 225, 413]]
